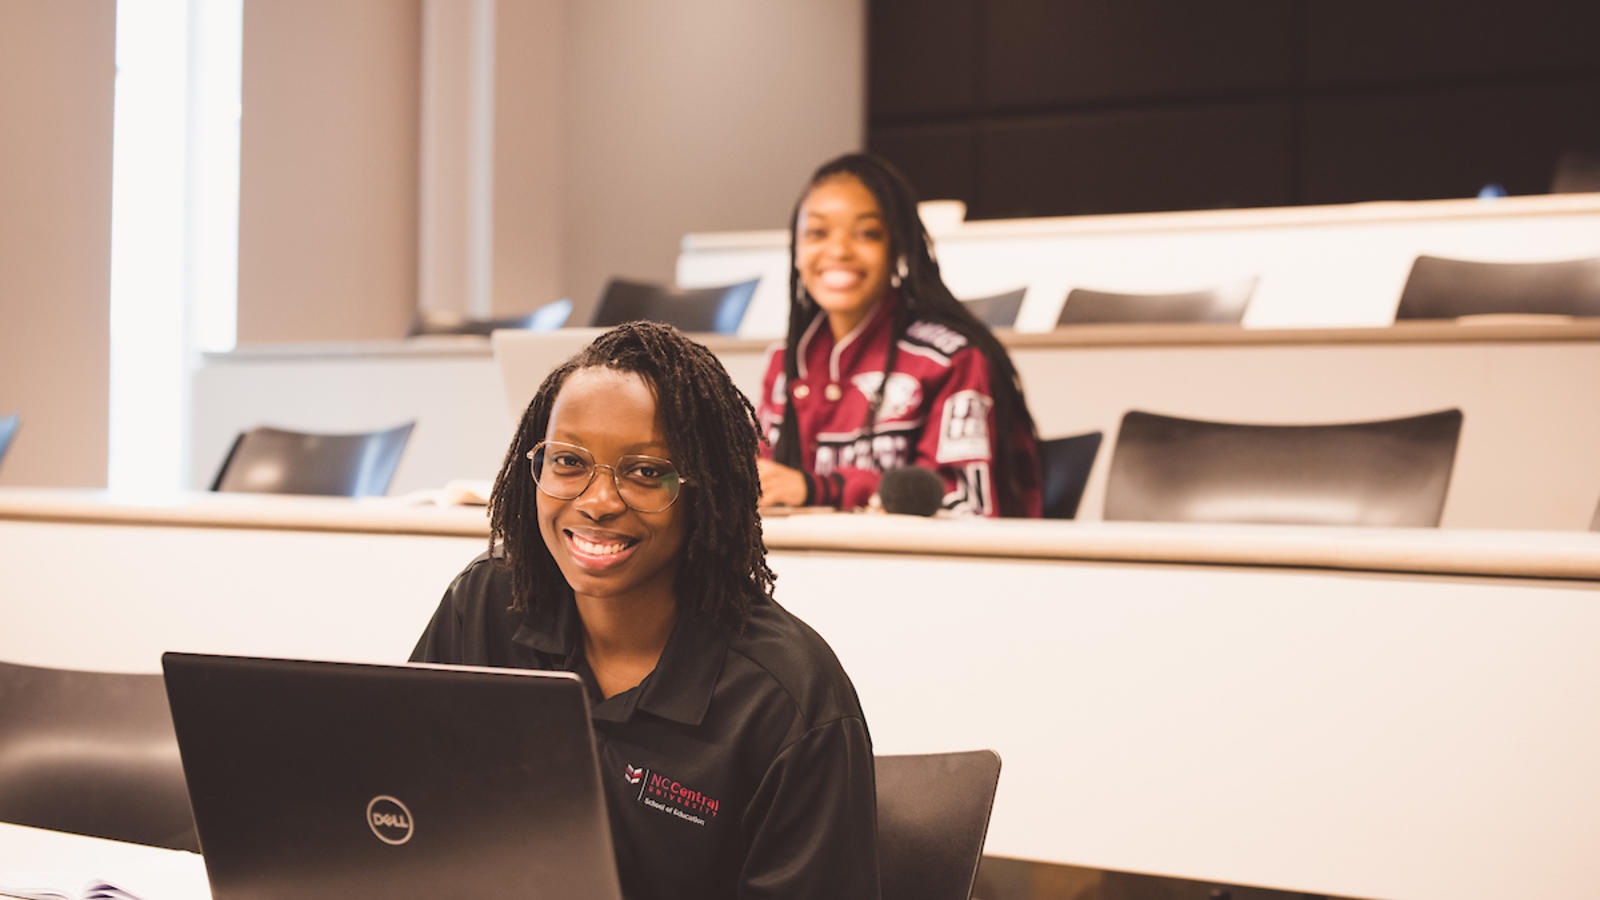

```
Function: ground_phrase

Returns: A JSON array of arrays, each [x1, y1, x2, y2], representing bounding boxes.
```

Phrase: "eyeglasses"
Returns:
[[526, 441, 688, 513]]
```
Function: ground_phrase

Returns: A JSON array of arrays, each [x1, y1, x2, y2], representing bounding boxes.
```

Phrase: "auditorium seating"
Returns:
[[1394, 255, 1600, 319], [0, 660, 197, 851], [1103, 409, 1464, 527], [408, 297, 572, 336], [1056, 277, 1257, 325], [959, 287, 1027, 328], [210, 421, 416, 497], [590, 276, 759, 334], [876, 750, 1001, 900], [1038, 431, 1103, 520]]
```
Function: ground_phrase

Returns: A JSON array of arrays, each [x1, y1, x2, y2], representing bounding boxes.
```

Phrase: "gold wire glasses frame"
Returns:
[[526, 440, 688, 513]]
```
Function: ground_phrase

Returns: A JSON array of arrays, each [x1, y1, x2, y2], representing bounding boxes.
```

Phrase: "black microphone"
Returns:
[[876, 466, 944, 517]]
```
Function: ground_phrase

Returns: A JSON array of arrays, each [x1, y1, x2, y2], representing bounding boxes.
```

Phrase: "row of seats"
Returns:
[[971, 253, 1600, 328], [409, 254, 1600, 336], [409, 277, 760, 337], [200, 411, 1600, 532], [0, 659, 999, 900]]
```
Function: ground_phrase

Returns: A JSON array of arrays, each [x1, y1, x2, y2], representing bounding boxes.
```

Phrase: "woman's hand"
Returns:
[[756, 459, 809, 508]]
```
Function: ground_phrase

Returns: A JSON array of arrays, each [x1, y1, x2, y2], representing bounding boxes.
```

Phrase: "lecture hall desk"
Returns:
[[1, 489, 1598, 900]]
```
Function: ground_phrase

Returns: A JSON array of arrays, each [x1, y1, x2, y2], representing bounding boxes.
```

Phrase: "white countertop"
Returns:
[[3, 488, 1595, 581]]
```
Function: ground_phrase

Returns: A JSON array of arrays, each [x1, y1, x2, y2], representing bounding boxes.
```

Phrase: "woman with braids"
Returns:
[[411, 321, 879, 899], [757, 152, 1042, 517]]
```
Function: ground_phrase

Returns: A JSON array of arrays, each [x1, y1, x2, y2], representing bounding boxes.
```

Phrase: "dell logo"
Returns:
[[367, 795, 414, 845]]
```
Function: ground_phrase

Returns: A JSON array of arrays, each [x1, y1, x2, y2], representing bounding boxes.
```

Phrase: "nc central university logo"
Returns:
[[624, 764, 719, 825]]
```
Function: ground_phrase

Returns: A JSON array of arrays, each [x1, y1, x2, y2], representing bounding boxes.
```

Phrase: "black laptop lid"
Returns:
[[162, 652, 622, 900]]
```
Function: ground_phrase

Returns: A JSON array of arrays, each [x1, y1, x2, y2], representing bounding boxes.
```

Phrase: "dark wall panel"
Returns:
[[979, 104, 1293, 219], [1302, 82, 1600, 204], [1305, 0, 1600, 87], [868, 0, 1600, 217], [868, 123, 978, 204], [868, 0, 980, 117], [986, 0, 1294, 107]]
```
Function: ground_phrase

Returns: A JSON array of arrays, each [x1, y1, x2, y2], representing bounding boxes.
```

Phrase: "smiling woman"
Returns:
[[757, 152, 1043, 518], [410, 321, 880, 900]]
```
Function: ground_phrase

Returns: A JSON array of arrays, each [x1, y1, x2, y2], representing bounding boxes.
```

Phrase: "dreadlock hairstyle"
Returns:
[[488, 321, 775, 633], [771, 152, 1040, 516]]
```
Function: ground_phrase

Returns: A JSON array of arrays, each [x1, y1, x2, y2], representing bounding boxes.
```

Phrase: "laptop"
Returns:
[[161, 652, 622, 900]]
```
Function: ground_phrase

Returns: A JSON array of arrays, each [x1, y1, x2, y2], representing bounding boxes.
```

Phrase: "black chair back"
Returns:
[[0, 660, 197, 851], [0, 414, 17, 469], [959, 288, 1027, 328], [210, 421, 416, 497], [408, 297, 572, 336], [590, 277, 759, 334], [1058, 277, 1256, 325], [1039, 431, 1103, 520], [1394, 255, 1600, 319], [876, 750, 1001, 900], [1104, 409, 1463, 527]]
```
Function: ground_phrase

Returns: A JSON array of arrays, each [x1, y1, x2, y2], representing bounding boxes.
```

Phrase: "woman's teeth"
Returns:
[[572, 534, 629, 556], [820, 269, 860, 289]]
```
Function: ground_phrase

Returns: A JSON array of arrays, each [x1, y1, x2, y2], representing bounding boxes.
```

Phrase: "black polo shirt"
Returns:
[[410, 553, 881, 900]]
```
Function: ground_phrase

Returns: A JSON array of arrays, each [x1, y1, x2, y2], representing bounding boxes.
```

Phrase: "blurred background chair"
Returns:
[[0, 660, 197, 851], [959, 287, 1027, 329], [1394, 254, 1600, 319], [408, 297, 572, 336], [210, 421, 415, 497], [1056, 277, 1257, 325], [590, 276, 759, 334], [0, 413, 17, 470], [877, 750, 1001, 900], [1551, 148, 1600, 194], [1039, 431, 1103, 520], [1104, 408, 1463, 527]]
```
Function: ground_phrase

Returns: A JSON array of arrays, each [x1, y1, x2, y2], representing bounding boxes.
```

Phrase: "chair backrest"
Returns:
[[876, 750, 1001, 900], [1039, 431, 1103, 520], [0, 414, 17, 468], [590, 277, 759, 334], [0, 660, 197, 851], [1394, 254, 1600, 319], [1551, 149, 1600, 194], [1057, 277, 1256, 325], [409, 297, 573, 336], [210, 421, 416, 497], [959, 287, 1027, 328], [1104, 408, 1463, 527]]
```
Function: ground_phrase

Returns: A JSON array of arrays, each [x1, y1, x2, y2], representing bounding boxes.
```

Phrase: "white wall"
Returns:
[[0, 0, 115, 487]]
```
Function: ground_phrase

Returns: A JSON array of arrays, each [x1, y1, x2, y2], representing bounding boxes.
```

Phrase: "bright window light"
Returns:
[[108, 0, 241, 493]]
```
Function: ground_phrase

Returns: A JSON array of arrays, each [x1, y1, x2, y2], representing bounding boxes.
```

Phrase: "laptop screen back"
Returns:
[[162, 652, 621, 900]]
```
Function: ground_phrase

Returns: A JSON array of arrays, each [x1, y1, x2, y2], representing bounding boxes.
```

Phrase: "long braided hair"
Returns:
[[771, 152, 1039, 516], [488, 321, 774, 632]]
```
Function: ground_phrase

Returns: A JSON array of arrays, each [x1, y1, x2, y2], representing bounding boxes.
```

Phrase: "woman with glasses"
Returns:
[[757, 152, 1042, 516], [410, 321, 880, 900]]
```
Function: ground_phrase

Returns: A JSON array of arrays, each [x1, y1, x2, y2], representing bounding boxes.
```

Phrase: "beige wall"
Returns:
[[234, 0, 863, 336], [0, 0, 115, 487], [236, 0, 422, 342], [559, 0, 864, 323], [490, 0, 568, 317]]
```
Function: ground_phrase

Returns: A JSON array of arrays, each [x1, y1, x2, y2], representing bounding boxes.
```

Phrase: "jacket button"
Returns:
[[793, 384, 810, 399], [824, 384, 842, 401]]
